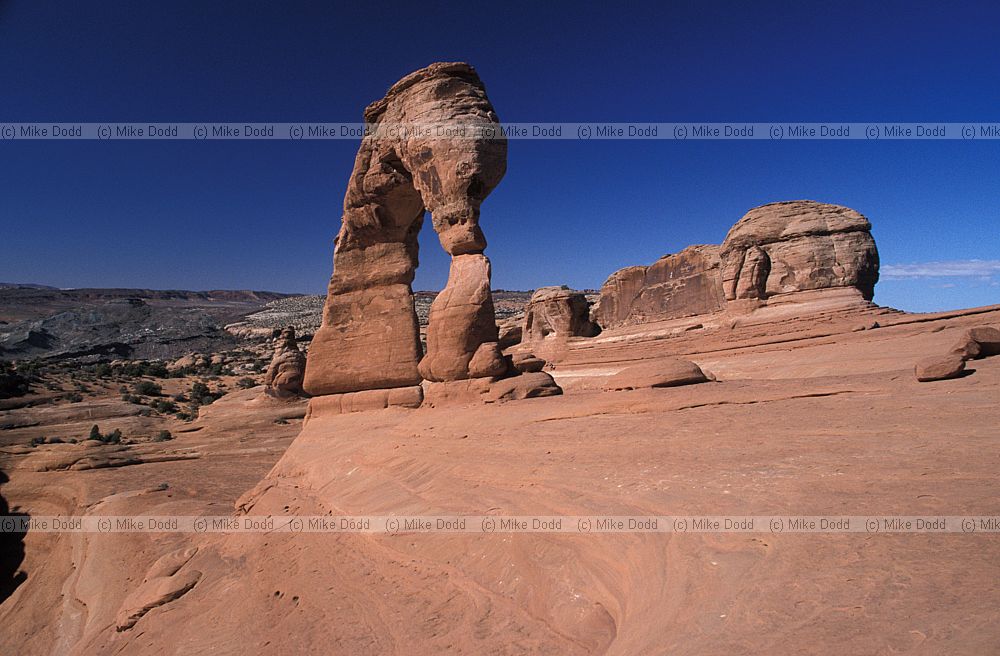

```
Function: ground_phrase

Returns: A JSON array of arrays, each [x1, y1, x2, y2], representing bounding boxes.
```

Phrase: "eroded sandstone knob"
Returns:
[[304, 62, 507, 396], [523, 286, 600, 347], [720, 200, 880, 302], [264, 326, 306, 398]]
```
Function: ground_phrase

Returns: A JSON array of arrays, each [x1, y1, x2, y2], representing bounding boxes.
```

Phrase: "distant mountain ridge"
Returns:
[[0, 286, 297, 361]]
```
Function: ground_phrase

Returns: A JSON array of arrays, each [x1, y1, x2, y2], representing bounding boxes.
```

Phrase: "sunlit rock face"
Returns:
[[720, 200, 879, 302], [304, 62, 507, 397]]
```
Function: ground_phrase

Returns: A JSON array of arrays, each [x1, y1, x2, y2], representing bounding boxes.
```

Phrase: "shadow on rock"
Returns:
[[0, 468, 28, 603]]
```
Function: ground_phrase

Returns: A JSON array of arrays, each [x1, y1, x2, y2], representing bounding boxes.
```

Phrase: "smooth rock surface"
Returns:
[[604, 358, 709, 390]]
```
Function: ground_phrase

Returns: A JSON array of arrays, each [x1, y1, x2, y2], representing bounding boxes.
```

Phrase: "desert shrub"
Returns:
[[152, 430, 174, 442], [65, 392, 84, 403], [190, 382, 223, 406], [94, 363, 113, 378], [88, 425, 122, 444], [149, 398, 177, 414], [133, 380, 162, 396], [0, 361, 30, 399], [236, 377, 257, 389], [29, 436, 45, 447], [117, 360, 169, 378]]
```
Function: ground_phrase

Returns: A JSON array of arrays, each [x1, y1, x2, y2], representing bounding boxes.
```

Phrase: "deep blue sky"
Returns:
[[1, 1, 998, 312]]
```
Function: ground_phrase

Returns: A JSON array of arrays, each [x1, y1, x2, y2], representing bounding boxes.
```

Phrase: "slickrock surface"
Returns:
[[305, 62, 507, 396], [3, 304, 999, 655]]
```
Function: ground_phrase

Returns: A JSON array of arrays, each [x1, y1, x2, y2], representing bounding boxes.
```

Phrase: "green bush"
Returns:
[[152, 430, 174, 442], [236, 377, 257, 389], [149, 398, 178, 414], [88, 425, 122, 444], [134, 380, 162, 396], [189, 382, 223, 406]]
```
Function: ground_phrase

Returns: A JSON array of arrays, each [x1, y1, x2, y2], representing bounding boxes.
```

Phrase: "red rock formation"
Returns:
[[303, 62, 507, 397], [720, 200, 879, 302], [263, 326, 306, 398], [594, 201, 880, 331], [522, 286, 600, 350], [594, 245, 725, 329]]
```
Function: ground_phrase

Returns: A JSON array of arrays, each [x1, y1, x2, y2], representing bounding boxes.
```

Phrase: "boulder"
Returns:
[[523, 286, 600, 347], [304, 62, 506, 396], [264, 327, 306, 398], [604, 358, 709, 391], [497, 316, 523, 349], [484, 372, 562, 403], [964, 326, 1000, 358], [511, 352, 546, 373], [949, 334, 982, 361], [468, 341, 508, 378], [720, 200, 880, 302], [914, 355, 966, 382], [594, 245, 726, 329]]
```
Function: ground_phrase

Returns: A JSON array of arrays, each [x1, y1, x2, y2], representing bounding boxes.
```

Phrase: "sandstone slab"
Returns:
[[914, 355, 966, 382], [604, 358, 709, 391], [484, 372, 562, 403], [304, 385, 424, 421]]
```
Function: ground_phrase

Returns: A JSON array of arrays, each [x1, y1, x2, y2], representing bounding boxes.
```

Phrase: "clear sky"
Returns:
[[1, 0, 998, 313]]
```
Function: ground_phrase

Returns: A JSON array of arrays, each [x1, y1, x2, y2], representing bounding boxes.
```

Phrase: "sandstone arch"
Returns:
[[303, 63, 507, 397]]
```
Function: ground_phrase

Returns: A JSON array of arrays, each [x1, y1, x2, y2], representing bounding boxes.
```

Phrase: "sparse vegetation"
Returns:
[[152, 430, 174, 442], [0, 361, 31, 399], [88, 424, 122, 444], [190, 381, 224, 406], [237, 377, 257, 389], [133, 380, 162, 396], [149, 398, 178, 414]]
